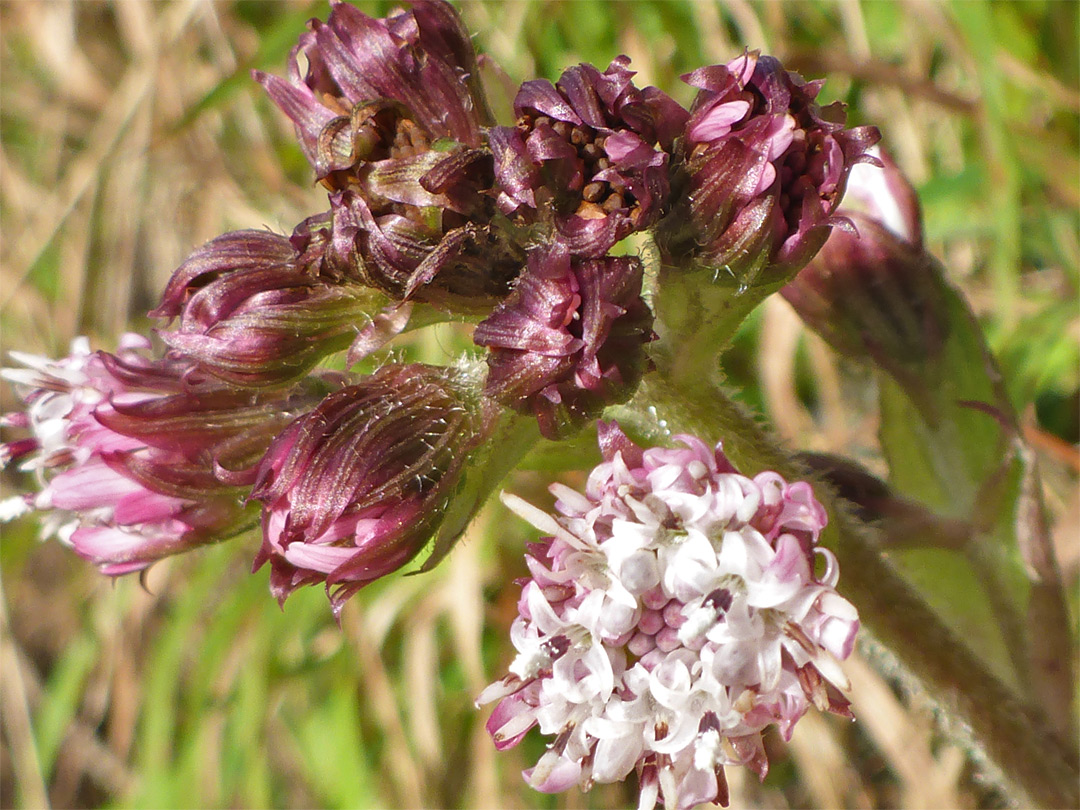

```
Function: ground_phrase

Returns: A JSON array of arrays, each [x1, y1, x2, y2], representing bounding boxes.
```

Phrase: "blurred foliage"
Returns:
[[0, 1, 1076, 808]]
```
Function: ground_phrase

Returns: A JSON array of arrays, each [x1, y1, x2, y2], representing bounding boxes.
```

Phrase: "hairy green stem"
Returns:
[[622, 369, 1079, 809]]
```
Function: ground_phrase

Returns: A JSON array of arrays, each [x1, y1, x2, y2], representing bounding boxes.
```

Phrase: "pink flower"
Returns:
[[1, 336, 295, 574], [478, 422, 857, 809], [658, 51, 880, 279], [250, 362, 485, 614]]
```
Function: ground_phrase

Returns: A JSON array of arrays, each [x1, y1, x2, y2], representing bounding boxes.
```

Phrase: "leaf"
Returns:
[[876, 277, 1035, 691]]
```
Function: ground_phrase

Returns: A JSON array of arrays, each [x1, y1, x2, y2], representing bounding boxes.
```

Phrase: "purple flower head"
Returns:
[[660, 52, 880, 279], [254, 0, 492, 185], [255, 2, 526, 314], [491, 57, 689, 256], [781, 147, 949, 383], [250, 362, 486, 615], [473, 245, 654, 439], [478, 422, 857, 809], [152, 219, 393, 388], [0, 336, 303, 575]]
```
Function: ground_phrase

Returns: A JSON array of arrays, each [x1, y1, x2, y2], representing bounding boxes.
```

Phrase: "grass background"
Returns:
[[1, 1, 1077, 807]]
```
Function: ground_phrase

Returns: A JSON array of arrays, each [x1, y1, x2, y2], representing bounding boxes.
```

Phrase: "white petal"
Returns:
[[500, 492, 590, 550]]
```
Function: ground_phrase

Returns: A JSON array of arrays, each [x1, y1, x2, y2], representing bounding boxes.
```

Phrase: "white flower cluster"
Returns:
[[478, 423, 858, 810]]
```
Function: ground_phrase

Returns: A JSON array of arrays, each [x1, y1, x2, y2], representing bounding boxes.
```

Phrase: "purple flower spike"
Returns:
[[473, 245, 654, 439], [254, 0, 492, 185], [660, 52, 880, 278], [0, 336, 303, 575], [491, 57, 689, 256], [153, 218, 390, 388], [250, 362, 485, 614], [478, 423, 858, 810]]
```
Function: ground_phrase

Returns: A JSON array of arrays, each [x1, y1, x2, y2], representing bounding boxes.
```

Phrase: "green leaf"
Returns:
[[876, 280, 1032, 689]]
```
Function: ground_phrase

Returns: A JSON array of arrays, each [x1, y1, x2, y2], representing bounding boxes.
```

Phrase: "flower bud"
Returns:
[[473, 245, 654, 439], [1, 336, 305, 574], [250, 362, 486, 614], [659, 52, 879, 280], [831, 146, 922, 246], [152, 220, 389, 387], [780, 148, 949, 382], [490, 57, 689, 256], [478, 422, 857, 809]]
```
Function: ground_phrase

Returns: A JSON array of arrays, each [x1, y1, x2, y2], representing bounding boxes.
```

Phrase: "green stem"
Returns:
[[622, 370, 1079, 809], [652, 267, 785, 383]]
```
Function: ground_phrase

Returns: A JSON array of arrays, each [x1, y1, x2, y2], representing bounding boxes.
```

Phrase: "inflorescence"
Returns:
[[1, 3, 876, 804]]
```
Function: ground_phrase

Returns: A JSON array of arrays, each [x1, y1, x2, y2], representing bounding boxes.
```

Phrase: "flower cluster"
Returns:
[[255, 0, 521, 314], [0, 5, 880, 804], [490, 56, 687, 256], [657, 52, 880, 280], [473, 245, 654, 439], [0, 335, 299, 573], [251, 362, 485, 615], [151, 221, 389, 387], [478, 423, 857, 809], [3, 0, 875, 614]]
